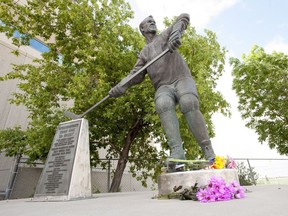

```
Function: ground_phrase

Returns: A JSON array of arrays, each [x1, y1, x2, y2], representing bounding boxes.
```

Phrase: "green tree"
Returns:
[[0, 126, 26, 158], [0, 0, 229, 192], [230, 45, 288, 155]]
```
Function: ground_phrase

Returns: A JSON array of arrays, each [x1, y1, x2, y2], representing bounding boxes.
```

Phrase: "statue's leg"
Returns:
[[178, 93, 215, 161], [155, 93, 185, 160]]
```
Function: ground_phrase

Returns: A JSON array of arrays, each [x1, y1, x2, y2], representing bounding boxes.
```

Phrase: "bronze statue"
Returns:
[[109, 14, 215, 170]]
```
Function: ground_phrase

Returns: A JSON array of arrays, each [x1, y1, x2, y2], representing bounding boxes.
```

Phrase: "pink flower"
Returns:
[[196, 188, 210, 202], [235, 189, 245, 199], [196, 177, 245, 203], [227, 156, 237, 169]]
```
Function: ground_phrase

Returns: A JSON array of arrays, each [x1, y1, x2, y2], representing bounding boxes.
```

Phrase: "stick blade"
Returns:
[[64, 110, 82, 120]]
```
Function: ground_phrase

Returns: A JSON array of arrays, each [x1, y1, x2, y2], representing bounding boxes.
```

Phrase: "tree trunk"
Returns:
[[109, 146, 130, 192], [109, 118, 143, 192]]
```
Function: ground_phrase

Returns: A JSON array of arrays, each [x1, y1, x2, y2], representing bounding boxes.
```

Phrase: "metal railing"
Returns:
[[1, 156, 288, 199], [0, 155, 21, 199], [234, 158, 288, 185], [92, 158, 288, 191]]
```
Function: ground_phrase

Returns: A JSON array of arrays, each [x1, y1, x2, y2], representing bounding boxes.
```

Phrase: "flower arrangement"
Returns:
[[171, 176, 245, 202], [161, 156, 245, 202], [165, 156, 244, 202], [196, 176, 245, 202], [210, 155, 237, 169]]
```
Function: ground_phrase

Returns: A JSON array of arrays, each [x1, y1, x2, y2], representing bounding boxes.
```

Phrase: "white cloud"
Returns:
[[127, 0, 239, 30], [265, 37, 288, 54]]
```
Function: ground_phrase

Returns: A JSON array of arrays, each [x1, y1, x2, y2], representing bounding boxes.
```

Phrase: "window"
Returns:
[[29, 38, 50, 53], [13, 30, 50, 53]]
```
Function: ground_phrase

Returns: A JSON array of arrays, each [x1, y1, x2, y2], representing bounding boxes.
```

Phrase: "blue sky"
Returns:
[[207, 0, 288, 57], [126, 0, 288, 161]]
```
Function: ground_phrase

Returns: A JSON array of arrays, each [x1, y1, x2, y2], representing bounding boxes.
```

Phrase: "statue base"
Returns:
[[158, 169, 239, 195]]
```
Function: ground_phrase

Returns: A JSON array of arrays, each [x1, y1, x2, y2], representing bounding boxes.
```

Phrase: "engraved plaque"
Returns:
[[35, 119, 82, 196]]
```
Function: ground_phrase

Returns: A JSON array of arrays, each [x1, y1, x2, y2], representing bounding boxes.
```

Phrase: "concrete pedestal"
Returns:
[[34, 118, 92, 201], [158, 169, 239, 195]]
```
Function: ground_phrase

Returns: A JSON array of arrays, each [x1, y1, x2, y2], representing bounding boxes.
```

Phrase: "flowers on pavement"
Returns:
[[196, 176, 245, 203], [167, 156, 245, 202]]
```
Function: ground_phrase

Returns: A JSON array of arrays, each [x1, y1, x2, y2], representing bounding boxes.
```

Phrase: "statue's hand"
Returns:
[[168, 30, 182, 52], [108, 84, 127, 98]]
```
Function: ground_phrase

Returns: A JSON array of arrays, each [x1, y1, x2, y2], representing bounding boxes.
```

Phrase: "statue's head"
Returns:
[[139, 15, 157, 36]]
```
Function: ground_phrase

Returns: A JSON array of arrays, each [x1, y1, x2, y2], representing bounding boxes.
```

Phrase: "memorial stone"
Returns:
[[34, 118, 91, 201]]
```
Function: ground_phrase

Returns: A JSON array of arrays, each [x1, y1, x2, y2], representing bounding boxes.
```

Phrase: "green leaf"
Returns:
[[231, 45, 288, 155]]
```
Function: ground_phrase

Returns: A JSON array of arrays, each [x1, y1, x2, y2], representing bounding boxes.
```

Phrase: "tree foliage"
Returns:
[[230, 45, 288, 155], [0, 126, 27, 157], [0, 0, 229, 191]]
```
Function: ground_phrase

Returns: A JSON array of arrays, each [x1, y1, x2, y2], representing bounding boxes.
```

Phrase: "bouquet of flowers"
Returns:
[[164, 156, 245, 202], [196, 176, 245, 203], [210, 156, 237, 169]]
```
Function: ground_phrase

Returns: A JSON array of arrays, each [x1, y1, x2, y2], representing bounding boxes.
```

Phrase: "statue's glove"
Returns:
[[108, 84, 127, 98], [168, 30, 182, 52]]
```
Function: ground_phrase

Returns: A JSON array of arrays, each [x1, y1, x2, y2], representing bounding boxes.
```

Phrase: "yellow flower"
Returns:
[[212, 156, 227, 169]]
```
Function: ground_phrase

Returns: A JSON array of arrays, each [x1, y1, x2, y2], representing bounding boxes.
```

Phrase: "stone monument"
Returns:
[[34, 118, 92, 201]]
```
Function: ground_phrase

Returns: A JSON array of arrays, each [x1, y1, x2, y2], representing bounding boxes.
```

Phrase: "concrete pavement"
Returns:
[[1, 185, 288, 216]]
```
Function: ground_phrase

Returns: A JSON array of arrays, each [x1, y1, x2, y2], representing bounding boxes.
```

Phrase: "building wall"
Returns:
[[0, 154, 15, 199], [0, 33, 42, 130], [0, 32, 43, 198]]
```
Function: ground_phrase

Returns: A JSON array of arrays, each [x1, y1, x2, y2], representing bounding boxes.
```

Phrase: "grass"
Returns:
[[257, 177, 288, 185]]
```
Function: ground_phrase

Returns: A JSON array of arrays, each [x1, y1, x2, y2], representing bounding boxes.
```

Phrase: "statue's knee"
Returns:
[[155, 95, 175, 114], [179, 94, 199, 114]]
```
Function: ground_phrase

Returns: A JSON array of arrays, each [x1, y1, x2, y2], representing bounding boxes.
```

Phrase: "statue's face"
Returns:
[[141, 16, 157, 34]]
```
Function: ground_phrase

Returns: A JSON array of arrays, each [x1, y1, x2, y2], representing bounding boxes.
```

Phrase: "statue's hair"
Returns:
[[139, 15, 154, 35]]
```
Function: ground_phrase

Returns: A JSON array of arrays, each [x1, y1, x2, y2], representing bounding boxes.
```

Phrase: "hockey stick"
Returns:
[[64, 48, 170, 119]]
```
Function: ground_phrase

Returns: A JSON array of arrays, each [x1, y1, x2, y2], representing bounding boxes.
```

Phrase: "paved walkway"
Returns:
[[1, 185, 288, 216]]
